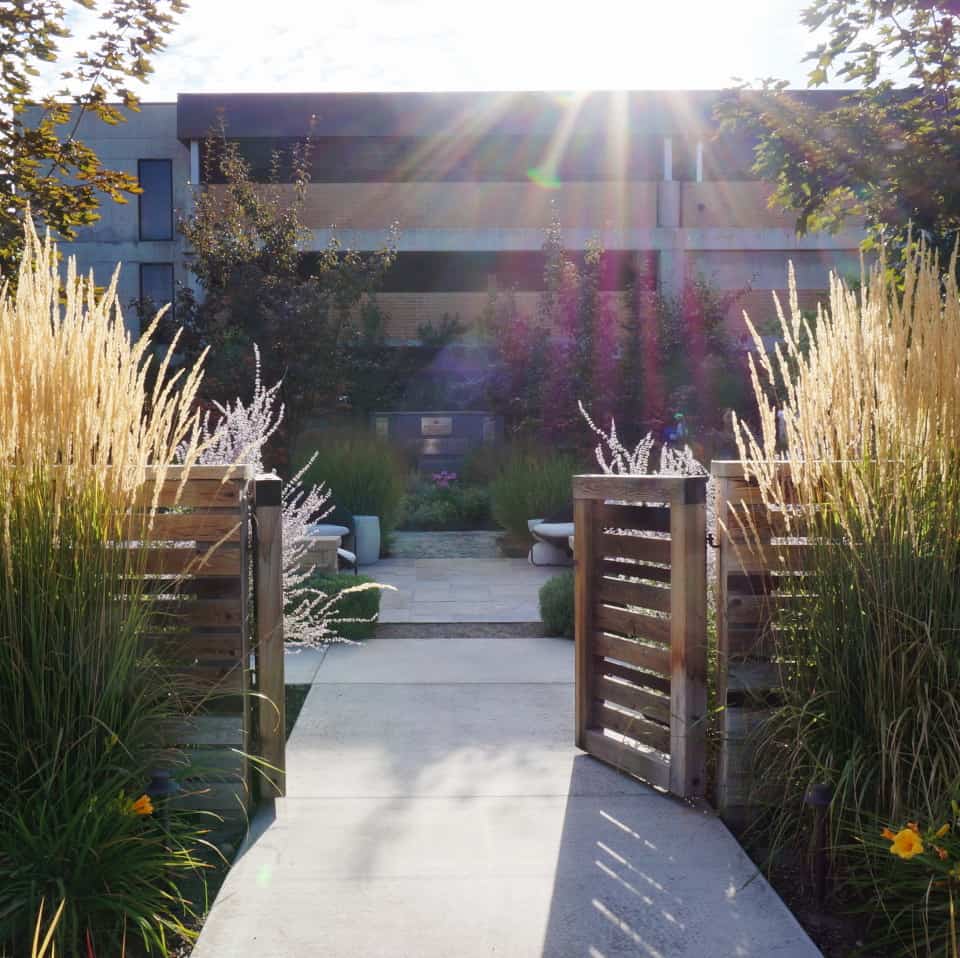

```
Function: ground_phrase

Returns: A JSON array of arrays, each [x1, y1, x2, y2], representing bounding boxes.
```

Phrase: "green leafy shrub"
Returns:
[[489, 448, 578, 540], [400, 482, 491, 530], [539, 572, 575, 638], [303, 572, 382, 640], [300, 434, 406, 537]]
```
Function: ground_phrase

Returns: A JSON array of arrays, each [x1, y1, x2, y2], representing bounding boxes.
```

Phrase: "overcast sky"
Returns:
[[51, 0, 840, 98]]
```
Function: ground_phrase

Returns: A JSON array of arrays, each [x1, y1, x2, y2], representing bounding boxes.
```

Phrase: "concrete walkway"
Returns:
[[374, 557, 558, 623], [194, 637, 820, 958]]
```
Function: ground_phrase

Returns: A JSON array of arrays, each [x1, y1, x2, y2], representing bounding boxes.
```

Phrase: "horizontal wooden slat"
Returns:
[[179, 747, 249, 780], [171, 663, 245, 694], [596, 503, 672, 533], [148, 598, 245, 629], [597, 659, 670, 695], [595, 603, 672, 644], [727, 661, 782, 695], [593, 632, 671, 676], [582, 728, 671, 790], [597, 577, 672, 615], [132, 545, 243, 578], [596, 703, 671, 753], [162, 714, 246, 747], [575, 474, 701, 505], [136, 480, 243, 509], [599, 558, 671, 584], [726, 593, 784, 625], [595, 675, 671, 725], [727, 542, 809, 574], [172, 781, 250, 813], [138, 512, 244, 543], [143, 632, 244, 661], [151, 465, 253, 481], [722, 506, 805, 542], [600, 532, 672, 565]]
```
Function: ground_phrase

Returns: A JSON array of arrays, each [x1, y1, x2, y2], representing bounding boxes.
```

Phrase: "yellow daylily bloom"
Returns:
[[936, 824, 951, 839], [130, 794, 154, 817], [890, 828, 924, 860]]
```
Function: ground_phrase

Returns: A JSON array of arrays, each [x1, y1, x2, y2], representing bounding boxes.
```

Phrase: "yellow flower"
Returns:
[[129, 794, 154, 817], [881, 827, 897, 841], [936, 824, 951, 839], [890, 827, 925, 860]]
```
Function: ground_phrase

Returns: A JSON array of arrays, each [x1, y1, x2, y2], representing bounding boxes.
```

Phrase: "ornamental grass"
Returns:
[[733, 245, 960, 953], [0, 218, 210, 955]]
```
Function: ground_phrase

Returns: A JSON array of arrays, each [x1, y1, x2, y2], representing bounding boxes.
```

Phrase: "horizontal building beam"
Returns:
[[305, 226, 865, 253]]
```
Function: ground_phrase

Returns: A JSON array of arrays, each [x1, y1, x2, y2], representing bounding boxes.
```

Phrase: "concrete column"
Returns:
[[658, 181, 681, 228], [658, 244, 687, 301], [658, 133, 684, 298], [189, 140, 200, 185]]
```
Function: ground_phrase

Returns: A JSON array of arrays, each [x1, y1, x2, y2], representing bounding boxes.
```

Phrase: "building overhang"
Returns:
[[176, 89, 849, 142]]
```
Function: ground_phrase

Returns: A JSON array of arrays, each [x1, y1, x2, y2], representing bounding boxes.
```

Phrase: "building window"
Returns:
[[139, 262, 174, 318], [138, 159, 173, 240]]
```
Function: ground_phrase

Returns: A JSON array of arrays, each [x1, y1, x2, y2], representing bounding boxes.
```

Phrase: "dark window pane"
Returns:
[[139, 263, 174, 316], [346, 250, 651, 293], [138, 159, 173, 239]]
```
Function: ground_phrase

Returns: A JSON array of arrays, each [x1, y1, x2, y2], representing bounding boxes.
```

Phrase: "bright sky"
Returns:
[[54, 0, 840, 98]]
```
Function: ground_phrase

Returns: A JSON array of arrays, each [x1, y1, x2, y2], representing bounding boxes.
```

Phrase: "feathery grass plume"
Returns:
[[0, 216, 210, 954], [733, 247, 960, 954]]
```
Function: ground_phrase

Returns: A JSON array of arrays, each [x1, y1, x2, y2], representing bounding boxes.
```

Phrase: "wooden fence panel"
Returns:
[[573, 474, 707, 799], [712, 461, 812, 830], [131, 465, 285, 822]]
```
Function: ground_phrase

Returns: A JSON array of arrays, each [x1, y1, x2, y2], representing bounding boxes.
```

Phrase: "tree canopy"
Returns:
[[1, 0, 185, 271], [171, 128, 398, 462], [718, 1, 960, 257]]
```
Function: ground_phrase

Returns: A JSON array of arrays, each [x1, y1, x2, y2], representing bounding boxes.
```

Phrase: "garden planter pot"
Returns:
[[353, 515, 381, 565]]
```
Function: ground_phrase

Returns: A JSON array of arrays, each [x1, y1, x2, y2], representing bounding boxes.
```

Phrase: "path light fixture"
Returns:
[[803, 782, 834, 910]]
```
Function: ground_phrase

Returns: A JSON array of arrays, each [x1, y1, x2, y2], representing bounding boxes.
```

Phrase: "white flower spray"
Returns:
[[188, 347, 384, 646], [578, 401, 716, 602]]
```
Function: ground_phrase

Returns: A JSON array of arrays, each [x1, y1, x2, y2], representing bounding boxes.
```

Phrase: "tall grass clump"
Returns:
[[489, 447, 579, 540], [734, 246, 960, 952], [0, 218, 209, 954], [300, 433, 406, 537]]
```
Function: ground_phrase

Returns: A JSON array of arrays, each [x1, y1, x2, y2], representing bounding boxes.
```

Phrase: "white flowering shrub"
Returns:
[[188, 347, 383, 646], [578, 402, 716, 599]]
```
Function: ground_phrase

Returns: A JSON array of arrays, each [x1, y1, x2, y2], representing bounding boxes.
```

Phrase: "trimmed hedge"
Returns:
[[539, 571, 575, 638]]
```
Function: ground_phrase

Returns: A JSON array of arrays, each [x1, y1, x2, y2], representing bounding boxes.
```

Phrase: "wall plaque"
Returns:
[[421, 416, 453, 437]]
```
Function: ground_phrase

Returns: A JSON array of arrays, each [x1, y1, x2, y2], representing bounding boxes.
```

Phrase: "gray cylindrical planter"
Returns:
[[353, 515, 381, 565]]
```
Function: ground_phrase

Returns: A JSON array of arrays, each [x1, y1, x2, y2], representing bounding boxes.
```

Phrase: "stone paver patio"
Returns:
[[194, 637, 821, 958]]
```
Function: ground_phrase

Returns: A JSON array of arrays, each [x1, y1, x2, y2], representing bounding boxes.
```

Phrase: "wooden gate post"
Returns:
[[573, 494, 598, 751], [254, 473, 285, 797], [669, 477, 708, 798]]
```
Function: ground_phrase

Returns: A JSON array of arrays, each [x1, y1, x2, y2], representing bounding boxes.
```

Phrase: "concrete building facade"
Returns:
[[40, 91, 863, 338]]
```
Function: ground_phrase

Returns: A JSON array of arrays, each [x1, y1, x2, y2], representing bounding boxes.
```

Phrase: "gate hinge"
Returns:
[[706, 532, 720, 549]]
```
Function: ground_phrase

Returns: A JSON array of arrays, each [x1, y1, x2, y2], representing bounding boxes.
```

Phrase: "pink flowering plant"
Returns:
[[431, 470, 457, 489]]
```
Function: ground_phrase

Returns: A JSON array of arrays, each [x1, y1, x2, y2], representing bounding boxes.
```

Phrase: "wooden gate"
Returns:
[[573, 474, 707, 798]]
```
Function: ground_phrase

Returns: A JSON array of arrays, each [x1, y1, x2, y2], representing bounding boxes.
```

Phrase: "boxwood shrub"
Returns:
[[539, 571, 575, 638]]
